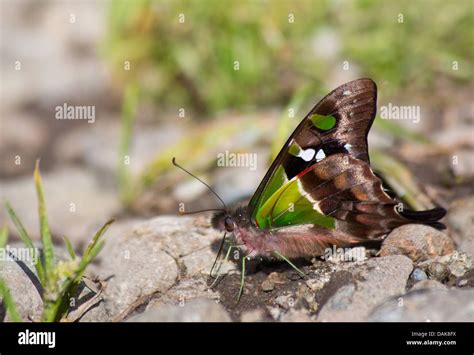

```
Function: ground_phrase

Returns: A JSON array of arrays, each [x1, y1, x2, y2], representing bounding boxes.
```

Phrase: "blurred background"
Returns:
[[0, 0, 473, 249]]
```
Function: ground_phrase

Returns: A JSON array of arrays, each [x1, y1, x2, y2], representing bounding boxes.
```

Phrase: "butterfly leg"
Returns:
[[237, 255, 247, 302], [273, 250, 306, 278], [210, 232, 227, 279], [209, 242, 237, 289]]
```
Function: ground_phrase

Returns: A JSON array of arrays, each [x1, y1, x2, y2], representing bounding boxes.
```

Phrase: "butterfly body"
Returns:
[[211, 79, 446, 260]]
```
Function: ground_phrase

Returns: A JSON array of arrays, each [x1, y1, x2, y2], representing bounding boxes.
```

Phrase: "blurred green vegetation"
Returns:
[[103, 0, 472, 210], [104, 0, 473, 115]]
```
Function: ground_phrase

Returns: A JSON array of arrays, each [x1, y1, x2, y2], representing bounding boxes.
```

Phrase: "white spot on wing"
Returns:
[[297, 148, 316, 162], [315, 149, 326, 162], [343, 90, 351, 96]]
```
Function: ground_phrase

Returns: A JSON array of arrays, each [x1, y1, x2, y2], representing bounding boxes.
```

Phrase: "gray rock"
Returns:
[[379, 225, 454, 262], [98, 216, 222, 319], [321, 283, 356, 311], [368, 289, 474, 322], [447, 197, 474, 259], [317, 255, 413, 322], [261, 279, 275, 292], [145, 277, 219, 311], [127, 298, 231, 322], [0, 246, 43, 322]]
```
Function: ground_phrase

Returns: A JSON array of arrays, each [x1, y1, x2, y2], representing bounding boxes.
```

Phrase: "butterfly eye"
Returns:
[[224, 217, 235, 232]]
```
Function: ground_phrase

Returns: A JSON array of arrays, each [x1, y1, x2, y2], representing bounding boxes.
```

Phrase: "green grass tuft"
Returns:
[[1, 162, 114, 322]]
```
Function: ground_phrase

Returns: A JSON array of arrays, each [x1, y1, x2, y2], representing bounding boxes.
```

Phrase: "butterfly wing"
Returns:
[[249, 79, 445, 237], [249, 78, 377, 223]]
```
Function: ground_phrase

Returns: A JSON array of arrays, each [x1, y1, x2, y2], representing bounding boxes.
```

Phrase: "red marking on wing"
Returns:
[[296, 163, 318, 178]]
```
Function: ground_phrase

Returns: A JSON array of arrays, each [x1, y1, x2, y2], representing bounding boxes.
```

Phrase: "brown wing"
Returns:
[[249, 78, 377, 217]]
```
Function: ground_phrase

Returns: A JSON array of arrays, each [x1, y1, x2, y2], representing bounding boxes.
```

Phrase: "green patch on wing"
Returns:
[[255, 175, 335, 229], [253, 165, 288, 220], [288, 142, 301, 157], [310, 114, 336, 131]]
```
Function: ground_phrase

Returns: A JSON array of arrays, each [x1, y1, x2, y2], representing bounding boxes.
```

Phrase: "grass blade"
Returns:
[[118, 82, 140, 205], [50, 220, 112, 321], [5, 202, 45, 284], [63, 236, 76, 260], [82, 219, 114, 261], [0, 226, 7, 248], [0, 278, 22, 322], [34, 160, 55, 278], [48, 239, 106, 322]]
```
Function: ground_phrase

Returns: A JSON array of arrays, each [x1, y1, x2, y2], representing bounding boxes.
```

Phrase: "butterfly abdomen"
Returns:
[[234, 223, 362, 258]]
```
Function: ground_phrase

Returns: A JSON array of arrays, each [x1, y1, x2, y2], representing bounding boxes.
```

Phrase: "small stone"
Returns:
[[410, 268, 428, 282], [447, 252, 472, 277], [427, 262, 449, 281], [379, 225, 455, 262], [261, 279, 275, 292], [267, 272, 287, 284], [275, 294, 295, 310], [305, 274, 331, 292]]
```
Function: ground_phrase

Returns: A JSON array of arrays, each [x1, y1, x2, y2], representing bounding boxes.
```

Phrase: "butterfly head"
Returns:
[[211, 210, 234, 232], [224, 216, 235, 232], [211, 205, 251, 233]]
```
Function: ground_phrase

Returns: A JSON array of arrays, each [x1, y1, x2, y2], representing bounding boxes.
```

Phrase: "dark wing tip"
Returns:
[[399, 207, 447, 230]]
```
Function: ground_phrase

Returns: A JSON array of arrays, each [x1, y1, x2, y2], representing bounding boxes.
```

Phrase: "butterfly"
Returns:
[[209, 78, 445, 256], [173, 78, 446, 296]]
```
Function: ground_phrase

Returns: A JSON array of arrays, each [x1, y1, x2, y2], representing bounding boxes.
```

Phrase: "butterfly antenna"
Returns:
[[178, 208, 227, 215], [172, 157, 228, 212]]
